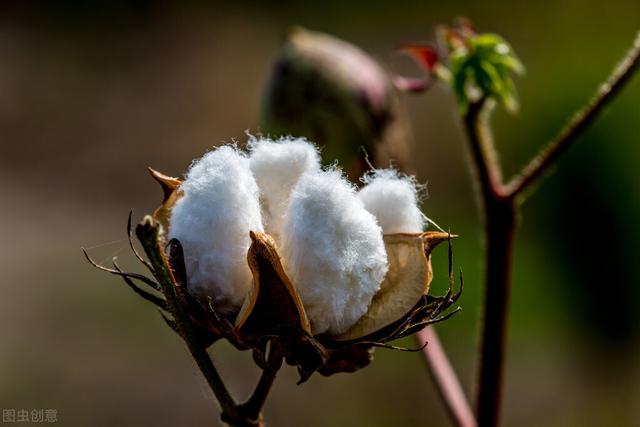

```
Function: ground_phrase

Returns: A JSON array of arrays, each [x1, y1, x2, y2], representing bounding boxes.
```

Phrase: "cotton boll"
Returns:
[[249, 136, 321, 243], [282, 169, 388, 335], [168, 146, 264, 314], [358, 169, 425, 234]]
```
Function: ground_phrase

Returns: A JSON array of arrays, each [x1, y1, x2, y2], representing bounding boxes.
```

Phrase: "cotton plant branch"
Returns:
[[235, 340, 285, 426], [417, 327, 477, 427], [461, 99, 516, 427], [506, 31, 640, 198], [134, 217, 288, 427], [455, 30, 640, 427], [134, 218, 245, 425]]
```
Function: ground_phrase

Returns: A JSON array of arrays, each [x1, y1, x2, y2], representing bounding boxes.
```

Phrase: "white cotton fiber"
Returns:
[[282, 169, 388, 335], [168, 146, 264, 314], [358, 169, 425, 234], [249, 136, 321, 243]]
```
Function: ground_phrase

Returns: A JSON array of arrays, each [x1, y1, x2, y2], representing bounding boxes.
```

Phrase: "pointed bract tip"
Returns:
[[248, 231, 278, 250], [141, 215, 155, 227], [148, 167, 182, 201], [422, 231, 457, 252]]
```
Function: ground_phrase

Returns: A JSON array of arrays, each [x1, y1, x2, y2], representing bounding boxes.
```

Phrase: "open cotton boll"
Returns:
[[249, 136, 321, 243], [282, 169, 388, 335], [358, 169, 425, 234], [168, 146, 264, 314]]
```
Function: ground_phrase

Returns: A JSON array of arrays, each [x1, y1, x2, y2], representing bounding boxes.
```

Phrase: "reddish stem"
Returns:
[[461, 100, 516, 427], [474, 197, 515, 427], [464, 31, 640, 427], [417, 327, 477, 427]]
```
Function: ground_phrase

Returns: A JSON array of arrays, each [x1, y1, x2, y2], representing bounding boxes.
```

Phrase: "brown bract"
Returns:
[[236, 231, 311, 342], [85, 168, 462, 382], [148, 167, 182, 238], [333, 231, 451, 341]]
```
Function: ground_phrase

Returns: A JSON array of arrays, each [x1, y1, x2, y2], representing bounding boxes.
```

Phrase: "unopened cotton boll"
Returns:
[[168, 146, 264, 314], [358, 169, 425, 234], [282, 169, 388, 335], [249, 136, 320, 243]]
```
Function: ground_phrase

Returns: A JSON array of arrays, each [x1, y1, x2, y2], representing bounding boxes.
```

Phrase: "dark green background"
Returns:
[[1, 1, 638, 426]]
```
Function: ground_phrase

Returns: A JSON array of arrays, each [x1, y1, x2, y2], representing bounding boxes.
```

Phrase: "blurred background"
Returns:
[[1, 1, 638, 426]]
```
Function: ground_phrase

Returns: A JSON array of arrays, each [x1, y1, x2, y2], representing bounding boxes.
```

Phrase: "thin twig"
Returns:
[[506, 31, 640, 198], [416, 327, 476, 427], [240, 340, 285, 425], [82, 247, 161, 291], [127, 210, 155, 272], [111, 259, 168, 311]]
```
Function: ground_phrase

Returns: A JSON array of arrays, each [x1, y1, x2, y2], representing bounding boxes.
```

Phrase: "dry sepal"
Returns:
[[85, 168, 462, 383]]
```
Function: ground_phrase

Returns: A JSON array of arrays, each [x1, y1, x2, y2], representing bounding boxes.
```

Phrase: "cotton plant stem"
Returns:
[[505, 30, 640, 198], [461, 100, 515, 427], [463, 100, 505, 199], [473, 198, 515, 427], [417, 327, 477, 427], [135, 218, 243, 425], [240, 341, 285, 425], [464, 31, 640, 427]]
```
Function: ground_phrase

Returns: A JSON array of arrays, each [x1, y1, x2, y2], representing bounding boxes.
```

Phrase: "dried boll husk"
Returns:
[[148, 166, 453, 343], [108, 165, 460, 383], [331, 231, 450, 341], [235, 231, 311, 343], [85, 166, 462, 383], [233, 230, 451, 345]]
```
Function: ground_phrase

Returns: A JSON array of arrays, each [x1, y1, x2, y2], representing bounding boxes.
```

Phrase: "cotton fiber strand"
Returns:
[[249, 136, 321, 243], [358, 169, 425, 234], [282, 169, 388, 335], [168, 146, 264, 314]]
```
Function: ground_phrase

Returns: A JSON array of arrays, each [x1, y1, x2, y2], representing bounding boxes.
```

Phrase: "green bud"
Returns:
[[449, 32, 524, 114], [260, 27, 412, 179]]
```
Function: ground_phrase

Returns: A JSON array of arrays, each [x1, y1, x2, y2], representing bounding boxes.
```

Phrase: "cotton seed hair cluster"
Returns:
[[168, 137, 427, 333], [282, 169, 387, 335], [249, 136, 321, 242], [168, 146, 264, 314], [358, 169, 425, 234]]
